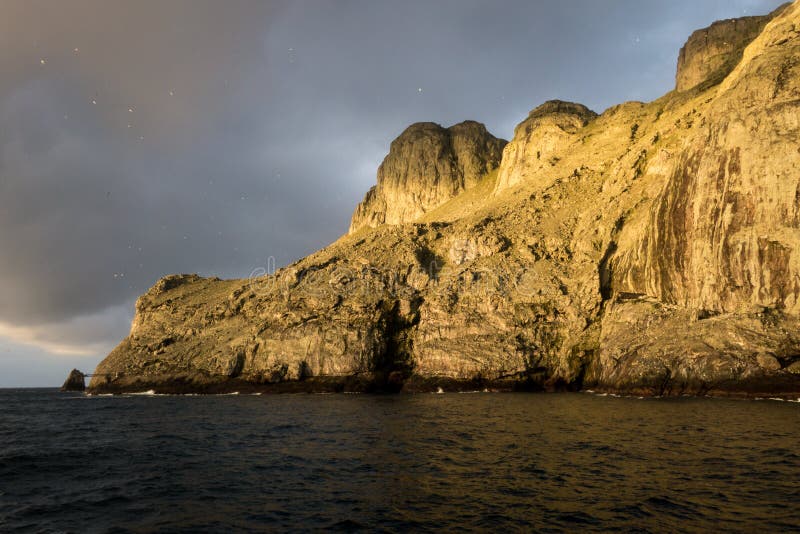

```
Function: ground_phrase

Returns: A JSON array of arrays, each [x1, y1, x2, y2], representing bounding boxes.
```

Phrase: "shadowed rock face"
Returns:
[[349, 121, 506, 234], [91, 4, 800, 397], [675, 3, 788, 91], [61, 369, 85, 392]]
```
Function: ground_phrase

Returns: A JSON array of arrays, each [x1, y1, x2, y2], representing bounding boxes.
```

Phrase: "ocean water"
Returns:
[[1, 389, 798, 532]]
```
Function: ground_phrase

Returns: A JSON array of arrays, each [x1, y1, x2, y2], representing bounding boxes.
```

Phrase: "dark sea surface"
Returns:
[[1, 389, 799, 533]]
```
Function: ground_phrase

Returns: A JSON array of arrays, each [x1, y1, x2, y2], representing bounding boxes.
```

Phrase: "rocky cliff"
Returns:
[[349, 121, 506, 234], [675, 7, 785, 92], [88, 2, 800, 397]]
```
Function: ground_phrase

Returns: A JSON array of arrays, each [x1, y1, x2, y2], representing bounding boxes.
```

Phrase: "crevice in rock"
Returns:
[[297, 360, 312, 381], [229, 352, 245, 378], [414, 246, 444, 280], [598, 241, 618, 302], [658, 367, 673, 396], [369, 298, 422, 392]]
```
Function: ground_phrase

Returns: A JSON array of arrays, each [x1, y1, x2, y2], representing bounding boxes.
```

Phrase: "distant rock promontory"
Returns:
[[61, 369, 86, 392]]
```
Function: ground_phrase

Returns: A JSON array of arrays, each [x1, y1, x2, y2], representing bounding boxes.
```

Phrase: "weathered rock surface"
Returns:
[[61, 369, 85, 392], [675, 3, 788, 92], [90, 3, 800, 397], [493, 100, 598, 193], [349, 121, 506, 234]]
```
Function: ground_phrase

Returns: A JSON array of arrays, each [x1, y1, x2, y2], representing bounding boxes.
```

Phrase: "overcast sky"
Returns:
[[0, 0, 786, 386]]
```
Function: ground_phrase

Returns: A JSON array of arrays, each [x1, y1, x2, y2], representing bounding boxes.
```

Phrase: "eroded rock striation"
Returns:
[[90, 3, 800, 397]]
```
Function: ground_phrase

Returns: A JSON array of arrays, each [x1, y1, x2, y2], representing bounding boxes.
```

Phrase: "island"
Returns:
[[82, 3, 800, 397]]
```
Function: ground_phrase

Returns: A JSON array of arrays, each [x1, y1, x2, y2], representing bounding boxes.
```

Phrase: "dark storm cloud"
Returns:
[[0, 0, 786, 374]]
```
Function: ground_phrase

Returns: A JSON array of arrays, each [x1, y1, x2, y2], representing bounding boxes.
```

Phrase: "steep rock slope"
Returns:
[[90, 3, 800, 396], [675, 5, 786, 91], [349, 121, 506, 234]]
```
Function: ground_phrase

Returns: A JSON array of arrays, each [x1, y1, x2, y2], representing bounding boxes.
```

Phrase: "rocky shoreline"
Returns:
[[85, 372, 800, 400]]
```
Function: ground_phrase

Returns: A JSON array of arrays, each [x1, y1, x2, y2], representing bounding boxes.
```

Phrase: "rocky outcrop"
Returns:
[[675, 3, 788, 91], [60, 369, 85, 392], [349, 121, 506, 233], [90, 3, 800, 397], [493, 100, 597, 193]]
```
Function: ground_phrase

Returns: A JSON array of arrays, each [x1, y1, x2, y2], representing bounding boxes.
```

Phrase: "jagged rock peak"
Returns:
[[348, 120, 506, 234], [675, 3, 790, 92]]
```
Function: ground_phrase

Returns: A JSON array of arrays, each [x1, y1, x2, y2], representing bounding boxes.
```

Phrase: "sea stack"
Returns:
[[60, 369, 86, 392]]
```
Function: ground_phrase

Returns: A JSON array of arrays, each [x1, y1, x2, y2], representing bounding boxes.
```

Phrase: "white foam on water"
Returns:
[[584, 390, 656, 401]]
